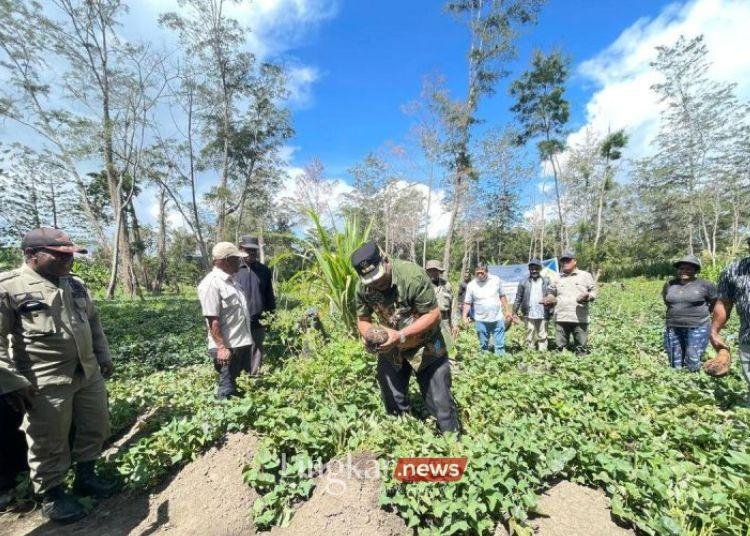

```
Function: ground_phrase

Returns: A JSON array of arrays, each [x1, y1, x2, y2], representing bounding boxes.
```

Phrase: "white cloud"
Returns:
[[537, 180, 556, 195], [573, 0, 750, 159], [128, 0, 337, 108], [147, 197, 187, 230], [392, 181, 452, 239], [285, 65, 321, 108], [523, 202, 558, 225]]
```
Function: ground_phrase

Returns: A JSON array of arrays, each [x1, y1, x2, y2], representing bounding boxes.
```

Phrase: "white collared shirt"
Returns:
[[465, 274, 506, 322], [197, 267, 254, 349]]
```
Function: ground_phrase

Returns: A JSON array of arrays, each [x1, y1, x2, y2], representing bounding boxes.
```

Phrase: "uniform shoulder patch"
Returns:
[[68, 277, 89, 298]]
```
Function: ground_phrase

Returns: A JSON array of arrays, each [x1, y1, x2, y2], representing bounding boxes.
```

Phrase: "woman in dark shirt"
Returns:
[[662, 255, 718, 371]]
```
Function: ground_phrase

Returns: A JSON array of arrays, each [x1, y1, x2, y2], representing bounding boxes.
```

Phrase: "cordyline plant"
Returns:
[[305, 209, 371, 336]]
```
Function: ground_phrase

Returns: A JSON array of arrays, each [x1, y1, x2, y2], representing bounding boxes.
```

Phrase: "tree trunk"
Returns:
[[186, 93, 210, 269], [540, 202, 545, 259], [422, 162, 434, 267], [128, 202, 151, 292], [442, 177, 462, 273], [593, 174, 607, 251], [549, 154, 565, 254], [99, 19, 135, 297], [49, 180, 58, 229], [152, 185, 168, 293]]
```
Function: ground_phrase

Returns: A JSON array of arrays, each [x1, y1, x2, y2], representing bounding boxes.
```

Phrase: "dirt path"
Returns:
[[0, 432, 258, 536], [270, 453, 408, 536], [2, 447, 631, 536], [529, 480, 634, 535]]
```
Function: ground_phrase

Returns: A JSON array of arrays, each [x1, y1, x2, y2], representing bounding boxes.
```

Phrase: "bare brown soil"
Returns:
[[0, 432, 258, 536]]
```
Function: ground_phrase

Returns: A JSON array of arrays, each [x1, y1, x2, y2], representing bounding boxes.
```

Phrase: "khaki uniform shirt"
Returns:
[[355, 260, 447, 372], [197, 267, 254, 350], [548, 269, 597, 324], [0, 264, 111, 389], [433, 278, 453, 314]]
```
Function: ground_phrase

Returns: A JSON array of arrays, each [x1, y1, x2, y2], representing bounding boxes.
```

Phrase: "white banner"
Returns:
[[488, 258, 559, 303]]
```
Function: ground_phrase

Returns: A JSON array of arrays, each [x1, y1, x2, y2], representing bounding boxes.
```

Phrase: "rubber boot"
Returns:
[[73, 460, 118, 498], [41, 485, 86, 523]]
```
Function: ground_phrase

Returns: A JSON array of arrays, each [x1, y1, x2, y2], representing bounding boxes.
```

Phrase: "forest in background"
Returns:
[[0, 0, 748, 295]]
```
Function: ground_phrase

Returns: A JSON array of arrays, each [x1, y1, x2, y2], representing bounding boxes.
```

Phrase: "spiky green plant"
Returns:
[[305, 209, 371, 335]]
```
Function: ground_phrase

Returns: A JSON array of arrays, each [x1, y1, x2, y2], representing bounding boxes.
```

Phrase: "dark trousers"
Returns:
[[210, 345, 252, 398], [0, 400, 28, 492], [555, 322, 589, 354], [250, 325, 266, 376], [376, 355, 459, 433]]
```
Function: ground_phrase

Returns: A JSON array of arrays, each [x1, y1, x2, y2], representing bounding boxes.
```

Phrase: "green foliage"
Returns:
[[304, 209, 371, 335], [0, 246, 21, 272], [510, 50, 570, 156], [87, 279, 748, 535], [72, 256, 111, 295]]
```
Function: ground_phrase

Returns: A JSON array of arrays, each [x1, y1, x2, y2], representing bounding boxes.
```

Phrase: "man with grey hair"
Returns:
[[197, 242, 254, 399]]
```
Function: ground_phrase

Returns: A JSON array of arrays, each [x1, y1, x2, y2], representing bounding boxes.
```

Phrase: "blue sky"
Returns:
[[3, 0, 750, 235], [289, 0, 675, 175]]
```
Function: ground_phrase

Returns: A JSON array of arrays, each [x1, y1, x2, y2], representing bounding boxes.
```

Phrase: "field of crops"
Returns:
[[17, 278, 749, 535]]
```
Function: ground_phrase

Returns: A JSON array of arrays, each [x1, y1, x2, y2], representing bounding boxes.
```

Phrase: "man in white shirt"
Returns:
[[462, 264, 512, 355], [197, 242, 254, 399]]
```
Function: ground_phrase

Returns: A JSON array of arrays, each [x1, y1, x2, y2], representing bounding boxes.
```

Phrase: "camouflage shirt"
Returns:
[[717, 257, 750, 346], [355, 259, 446, 371]]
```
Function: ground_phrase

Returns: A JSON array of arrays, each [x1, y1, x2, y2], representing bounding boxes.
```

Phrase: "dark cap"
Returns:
[[528, 258, 542, 267], [351, 241, 386, 285], [21, 228, 87, 254], [673, 255, 702, 271], [239, 235, 260, 249], [559, 251, 576, 261]]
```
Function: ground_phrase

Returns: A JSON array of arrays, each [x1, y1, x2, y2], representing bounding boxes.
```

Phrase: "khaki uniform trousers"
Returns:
[[22, 369, 110, 493], [525, 317, 548, 351]]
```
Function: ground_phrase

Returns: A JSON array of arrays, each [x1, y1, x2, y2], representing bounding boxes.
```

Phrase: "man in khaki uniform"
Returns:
[[425, 260, 453, 329], [0, 228, 116, 523], [544, 251, 597, 355]]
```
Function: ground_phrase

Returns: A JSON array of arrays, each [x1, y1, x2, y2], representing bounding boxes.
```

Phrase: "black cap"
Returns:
[[673, 255, 702, 271], [528, 258, 542, 267], [351, 241, 386, 285], [21, 228, 87, 254], [239, 235, 260, 249], [560, 251, 576, 261]]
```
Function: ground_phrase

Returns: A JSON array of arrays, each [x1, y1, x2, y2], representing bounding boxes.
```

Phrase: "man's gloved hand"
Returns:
[[1, 385, 37, 413]]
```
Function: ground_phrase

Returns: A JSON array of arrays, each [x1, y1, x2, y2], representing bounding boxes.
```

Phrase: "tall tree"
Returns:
[[477, 128, 533, 258], [0, 145, 80, 242], [442, 0, 544, 272], [160, 0, 257, 240], [639, 34, 748, 262], [510, 50, 570, 254], [0, 0, 107, 246]]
